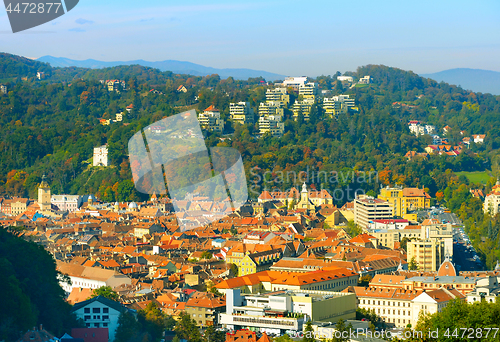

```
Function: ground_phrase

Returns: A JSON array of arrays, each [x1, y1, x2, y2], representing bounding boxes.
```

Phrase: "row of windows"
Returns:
[[84, 307, 109, 314], [234, 316, 294, 326], [385, 317, 408, 325], [85, 323, 108, 328], [377, 308, 410, 316], [74, 281, 100, 288], [272, 278, 357, 291], [83, 315, 109, 321], [361, 299, 408, 307]]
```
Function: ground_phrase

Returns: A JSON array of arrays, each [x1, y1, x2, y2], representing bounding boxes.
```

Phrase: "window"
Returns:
[[84, 315, 91, 320], [103, 308, 109, 313], [84, 308, 90, 313], [103, 323, 108, 327], [92, 308, 100, 313], [103, 315, 109, 320], [94, 323, 99, 328]]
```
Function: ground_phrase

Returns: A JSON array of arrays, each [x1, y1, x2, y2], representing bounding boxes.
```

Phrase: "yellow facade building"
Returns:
[[407, 239, 445, 272], [378, 186, 431, 218]]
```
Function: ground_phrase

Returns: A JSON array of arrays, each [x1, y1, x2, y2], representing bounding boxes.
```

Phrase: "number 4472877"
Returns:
[[5, 3, 62, 14]]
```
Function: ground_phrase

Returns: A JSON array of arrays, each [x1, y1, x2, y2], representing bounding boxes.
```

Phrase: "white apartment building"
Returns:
[[323, 97, 343, 118], [354, 195, 393, 230], [358, 76, 371, 84], [259, 101, 284, 117], [408, 122, 436, 137], [337, 76, 353, 82], [298, 82, 318, 99], [72, 296, 136, 341], [230, 102, 254, 125], [93, 145, 108, 167], [0, 84, 7, 94], [115, 112, 124, 122], [220, 289, 356, 335], [323, 95, 355, 117], [198, 105, 224, 133], [425, 125, 436, 135], [370, 220, 453, 254], [282, 76, 308, 89], [484, 181, 500, 215], [259, 115, 284, 137], [266, 87, 290, 106], [57, 261, 132, 295], [292, 97, 315, 121]]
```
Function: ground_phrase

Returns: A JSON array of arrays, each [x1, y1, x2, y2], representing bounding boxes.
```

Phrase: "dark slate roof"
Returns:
[[71, 295, 136, 314]]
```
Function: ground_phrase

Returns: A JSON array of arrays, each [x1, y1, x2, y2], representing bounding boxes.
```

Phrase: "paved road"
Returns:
[[431, 212, 462, 225], [452, 226, 484, 272]]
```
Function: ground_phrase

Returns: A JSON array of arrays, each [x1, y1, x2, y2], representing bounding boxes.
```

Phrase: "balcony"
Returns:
[[220, 313, 303, 330]]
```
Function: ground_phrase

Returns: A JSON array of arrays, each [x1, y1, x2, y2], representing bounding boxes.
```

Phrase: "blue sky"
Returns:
[[1, 0, 499, 76]]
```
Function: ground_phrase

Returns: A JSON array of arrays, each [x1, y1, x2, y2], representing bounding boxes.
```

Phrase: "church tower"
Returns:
[[300, 182, 309, 203], [38, 175, 51, 211]]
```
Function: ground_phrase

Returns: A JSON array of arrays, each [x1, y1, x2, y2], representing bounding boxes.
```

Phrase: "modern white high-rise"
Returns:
[[230, 102, 254, 125], [354, 195, 393, 230]]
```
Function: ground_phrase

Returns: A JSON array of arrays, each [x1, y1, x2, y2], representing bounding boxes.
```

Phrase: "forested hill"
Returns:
[[1, 52, 500, 200], [2, 53, 500, 266], [0, 52, 52, 81]]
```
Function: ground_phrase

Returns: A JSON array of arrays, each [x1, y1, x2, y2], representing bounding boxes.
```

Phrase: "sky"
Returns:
[[0, 0, 499, 76]]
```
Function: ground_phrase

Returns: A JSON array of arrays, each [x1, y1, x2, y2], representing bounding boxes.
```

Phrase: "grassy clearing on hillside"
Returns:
[[455, 171, 492, 184]]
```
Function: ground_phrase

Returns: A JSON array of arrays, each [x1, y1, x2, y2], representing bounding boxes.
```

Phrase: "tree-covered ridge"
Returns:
[[0, 52, 52, 82], [1, 55, 500, 201], [0, 227, 78, 341]]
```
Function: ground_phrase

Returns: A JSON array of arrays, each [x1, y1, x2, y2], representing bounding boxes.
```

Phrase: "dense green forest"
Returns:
[[1, 53, 500, 266], [0, 227, 79, 340]]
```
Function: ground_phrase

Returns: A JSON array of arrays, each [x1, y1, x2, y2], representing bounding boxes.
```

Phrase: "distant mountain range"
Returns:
[[35, 56, 286, 81], [421, 68, 500, 95]]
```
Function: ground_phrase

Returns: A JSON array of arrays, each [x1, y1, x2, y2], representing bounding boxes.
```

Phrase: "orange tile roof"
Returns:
[[205, 105, 219, 112]]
